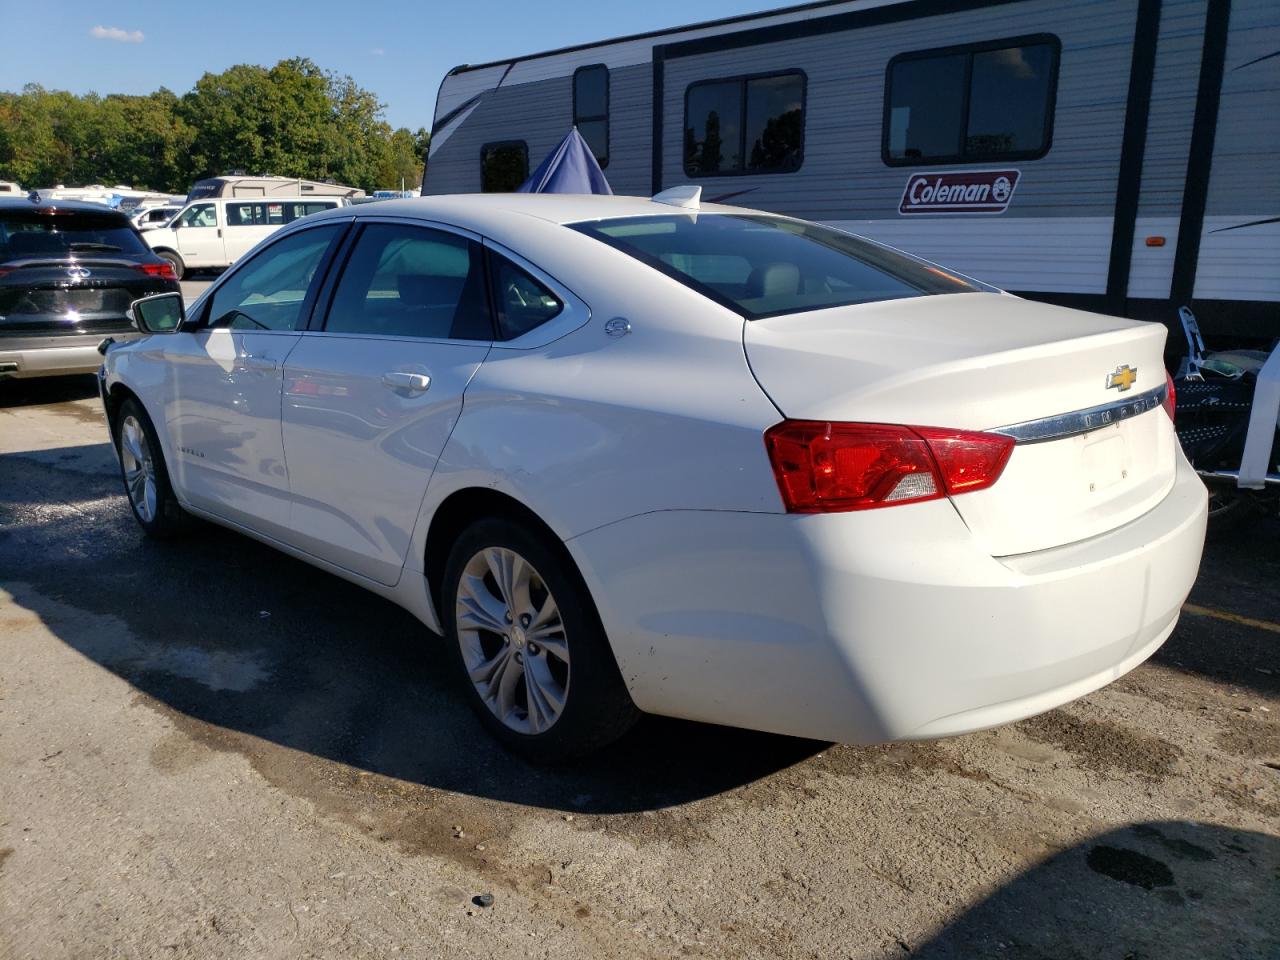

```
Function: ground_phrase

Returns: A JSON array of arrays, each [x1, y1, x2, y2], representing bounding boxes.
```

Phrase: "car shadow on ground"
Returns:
[[1, 422, 1276, 813], [0, 447, 824, 814], [0, 373, 99, 407], [914, 820, 1278, 958]]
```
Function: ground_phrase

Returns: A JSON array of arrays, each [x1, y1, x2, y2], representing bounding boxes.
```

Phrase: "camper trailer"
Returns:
[[424, 0, 1278, 340], [186, 175, 366, 203]]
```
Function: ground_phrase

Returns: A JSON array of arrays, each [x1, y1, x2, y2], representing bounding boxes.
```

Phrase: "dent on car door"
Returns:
[[162, 224, 346, 538], [281, 221, 495, 586]]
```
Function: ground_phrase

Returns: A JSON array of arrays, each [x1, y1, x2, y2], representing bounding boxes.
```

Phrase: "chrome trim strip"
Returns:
[[993, 384, 1167, 444]]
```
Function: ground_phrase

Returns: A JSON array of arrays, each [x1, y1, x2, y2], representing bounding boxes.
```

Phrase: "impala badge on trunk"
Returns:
[[1106, 365, 1137, 391]]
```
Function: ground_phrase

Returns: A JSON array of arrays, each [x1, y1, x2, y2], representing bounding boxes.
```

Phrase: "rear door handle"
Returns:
[[381, 371, 431, 394], [239, 355, 278, 372]]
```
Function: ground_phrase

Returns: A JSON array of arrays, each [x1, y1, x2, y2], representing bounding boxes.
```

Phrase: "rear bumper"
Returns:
[[0, 333, 140, 378], [568, 450, 1207, 744]]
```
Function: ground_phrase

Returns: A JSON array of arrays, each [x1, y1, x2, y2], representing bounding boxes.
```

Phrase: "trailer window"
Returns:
[[884, 35, 1059, 165], [481, 141, 529, 192], [573, 65, 609, 168], [684, 71, 805, 177]]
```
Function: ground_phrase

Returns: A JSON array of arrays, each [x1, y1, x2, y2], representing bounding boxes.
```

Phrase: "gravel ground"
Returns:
[[0, 376, 1277, 960]]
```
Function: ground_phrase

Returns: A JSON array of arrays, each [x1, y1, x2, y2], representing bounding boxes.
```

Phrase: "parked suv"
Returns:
[[0, 198, 179, 379], [144, 196, 349, 279]]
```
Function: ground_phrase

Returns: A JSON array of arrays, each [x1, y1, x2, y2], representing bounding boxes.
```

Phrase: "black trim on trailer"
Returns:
[[661, 0, 1031, 60], [682, 69, 808, 178], [1171, 0, 1232, 309], [652, 46, 666, 195], [880, 33, 1061, 167], [1105, 0, 1163, 314], [432, 94, 484, 136], [446, 0, 876, 76], [1208, 215, 1280, 234]]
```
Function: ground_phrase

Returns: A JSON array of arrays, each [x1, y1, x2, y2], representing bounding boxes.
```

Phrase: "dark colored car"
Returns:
[[0, 197, 179, 379]]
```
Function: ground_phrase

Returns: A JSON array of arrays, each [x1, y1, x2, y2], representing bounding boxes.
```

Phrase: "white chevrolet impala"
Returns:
[[100, 191, 1207, 761]]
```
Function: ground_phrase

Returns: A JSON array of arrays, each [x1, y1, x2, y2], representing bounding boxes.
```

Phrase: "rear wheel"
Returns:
[[442, 517, 640, 762], [114, 397, 189, 538], [156, 250, 184, 281]]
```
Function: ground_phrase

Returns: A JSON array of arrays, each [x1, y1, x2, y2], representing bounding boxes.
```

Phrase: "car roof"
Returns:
[[0, 197, 131, 218], [316, 193, 754, 228]]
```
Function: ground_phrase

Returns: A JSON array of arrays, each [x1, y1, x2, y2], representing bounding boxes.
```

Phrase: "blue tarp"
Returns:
[[518, 127, 612, 195]]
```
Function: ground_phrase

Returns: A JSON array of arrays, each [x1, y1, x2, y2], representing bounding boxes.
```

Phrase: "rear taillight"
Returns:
[[1163, 370, 1176, 419], [135, 261, 176, 280], [764, 421, 1014, 513]]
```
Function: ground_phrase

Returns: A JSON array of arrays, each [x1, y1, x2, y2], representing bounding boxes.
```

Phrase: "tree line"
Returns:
[[0, 58, 429, 195]]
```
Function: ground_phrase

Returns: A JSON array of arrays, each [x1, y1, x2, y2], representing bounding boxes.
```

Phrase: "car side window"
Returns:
[[323, 223, 493, 341], [178, 203, 217, 228], [205, 225, 342, 331], [489, 254, 563, 340]]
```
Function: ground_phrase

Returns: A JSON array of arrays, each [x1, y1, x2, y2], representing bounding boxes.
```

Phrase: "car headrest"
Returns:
[[747, 262, 800, 300]]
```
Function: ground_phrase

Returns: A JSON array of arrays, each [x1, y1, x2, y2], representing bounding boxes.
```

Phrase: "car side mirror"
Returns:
[[130, 292, 186, 334]]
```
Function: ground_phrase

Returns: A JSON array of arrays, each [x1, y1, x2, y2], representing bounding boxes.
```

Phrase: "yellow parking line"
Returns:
[[1183, 602, 1280, 635]]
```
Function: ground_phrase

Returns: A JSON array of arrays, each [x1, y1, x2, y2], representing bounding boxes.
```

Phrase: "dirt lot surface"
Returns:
[[1, 376, 1277, 960]]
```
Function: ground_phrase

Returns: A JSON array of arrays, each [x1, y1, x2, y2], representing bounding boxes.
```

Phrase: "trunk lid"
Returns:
[[744, 292, 1177, 555], [0, 257, 165, 337]]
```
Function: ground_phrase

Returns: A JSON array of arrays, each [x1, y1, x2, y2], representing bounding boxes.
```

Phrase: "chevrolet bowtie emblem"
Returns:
[[1106, 365, 1138, 392]]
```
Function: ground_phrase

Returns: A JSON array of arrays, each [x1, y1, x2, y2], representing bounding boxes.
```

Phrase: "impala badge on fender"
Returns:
[[1106, 365, 1137, 392]]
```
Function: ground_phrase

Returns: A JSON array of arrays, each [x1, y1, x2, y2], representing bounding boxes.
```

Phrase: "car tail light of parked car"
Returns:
[[764, 421, 1014, 512], [133, 261, 177, 280], [1163, 370, 1176, 419]]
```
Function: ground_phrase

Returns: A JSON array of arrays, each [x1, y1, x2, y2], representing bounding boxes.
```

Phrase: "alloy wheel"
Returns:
[[455, 547, 570, 735], [119, 415, 157, 523]]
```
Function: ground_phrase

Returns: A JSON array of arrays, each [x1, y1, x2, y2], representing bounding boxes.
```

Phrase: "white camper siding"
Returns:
[[434, 64, 511, 123], [1193, 0, 1280, 302], [600, 64, 656, 196], [426, 63, 654, 196], [660, 0, 1140, 294], [1127, 0, 1208, 299]]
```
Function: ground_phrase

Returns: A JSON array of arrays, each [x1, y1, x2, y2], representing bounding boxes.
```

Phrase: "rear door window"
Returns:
[[322, 224, 493, 340], [489, 255, 563, 339]]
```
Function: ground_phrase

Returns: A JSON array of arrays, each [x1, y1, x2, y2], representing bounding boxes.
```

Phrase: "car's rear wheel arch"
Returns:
[[425, 488, 574, 612]]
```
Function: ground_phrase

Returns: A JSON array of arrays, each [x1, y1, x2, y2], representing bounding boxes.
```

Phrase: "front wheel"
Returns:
[[114, 397, 190, 538], [442, 517, 640, 762]]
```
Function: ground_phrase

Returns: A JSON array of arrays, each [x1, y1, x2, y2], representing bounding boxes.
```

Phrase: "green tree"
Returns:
[[0, 59, 408, 194]]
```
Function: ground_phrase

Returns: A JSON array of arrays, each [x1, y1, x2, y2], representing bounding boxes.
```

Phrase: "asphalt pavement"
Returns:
[[0, 378, 1277, 959]]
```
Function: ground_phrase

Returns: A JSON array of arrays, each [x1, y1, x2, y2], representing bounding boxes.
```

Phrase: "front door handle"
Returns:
[[381, 371, 431, 394], [239, 355, 278, 372]]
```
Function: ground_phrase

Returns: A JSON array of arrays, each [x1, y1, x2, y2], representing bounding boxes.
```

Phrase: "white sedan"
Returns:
[[100, 191, 1207, 761]]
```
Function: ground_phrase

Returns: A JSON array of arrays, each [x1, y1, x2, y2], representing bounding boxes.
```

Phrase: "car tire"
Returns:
[[157, 250, 184, 281], [441, 516, 640, 763], [114, 397, 190, 539]]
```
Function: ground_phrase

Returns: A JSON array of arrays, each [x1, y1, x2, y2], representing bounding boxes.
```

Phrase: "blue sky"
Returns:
[[0, 0, 775, 130]]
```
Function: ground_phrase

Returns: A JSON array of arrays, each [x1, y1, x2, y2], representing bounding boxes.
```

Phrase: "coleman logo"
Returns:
[[899, 169, 1021, 215]]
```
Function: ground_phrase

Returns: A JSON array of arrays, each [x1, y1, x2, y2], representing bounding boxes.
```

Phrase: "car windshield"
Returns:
[[0, 211, 148, 261], [569, 214, 987, 319]]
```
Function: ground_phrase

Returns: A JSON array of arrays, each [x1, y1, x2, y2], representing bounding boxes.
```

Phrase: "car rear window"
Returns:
[[0, 211, 148, 262], [569, 214, 985, 319]]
